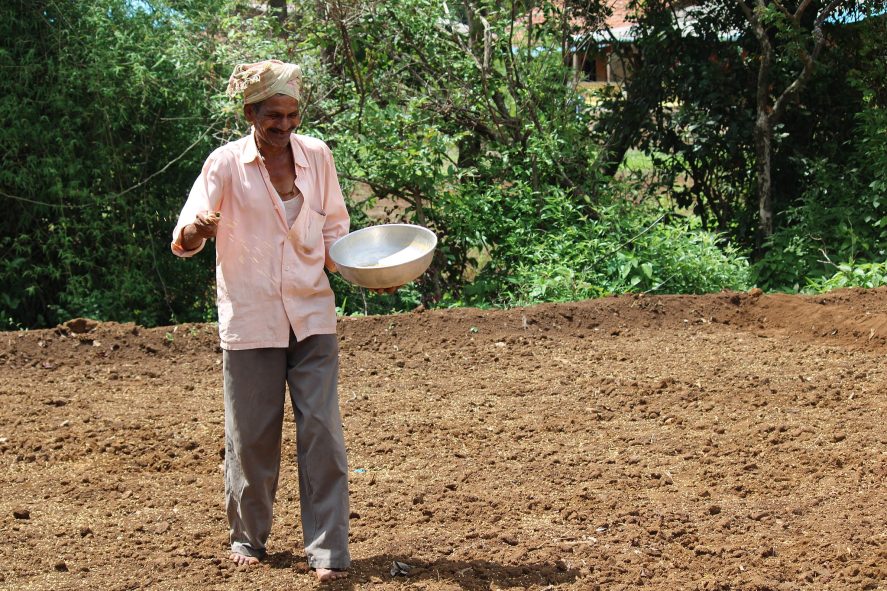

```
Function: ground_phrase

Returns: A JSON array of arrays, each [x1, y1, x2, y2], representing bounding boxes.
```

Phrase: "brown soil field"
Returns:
[[1, 288, 885, 591]]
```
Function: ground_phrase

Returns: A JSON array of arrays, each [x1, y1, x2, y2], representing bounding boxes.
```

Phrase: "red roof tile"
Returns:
[[527, 0, 635, 30], [605, 0, 633, 29]]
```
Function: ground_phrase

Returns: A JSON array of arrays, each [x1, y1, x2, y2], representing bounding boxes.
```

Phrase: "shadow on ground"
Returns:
[[266, 551, 579, 589]]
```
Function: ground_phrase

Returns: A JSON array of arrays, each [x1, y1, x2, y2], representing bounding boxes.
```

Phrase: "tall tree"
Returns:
[[737, 0, 850, 244], [597, 1, 885, 252]]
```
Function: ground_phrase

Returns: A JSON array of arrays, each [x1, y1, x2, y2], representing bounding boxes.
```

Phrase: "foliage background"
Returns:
[[1, 0, 884, 329]]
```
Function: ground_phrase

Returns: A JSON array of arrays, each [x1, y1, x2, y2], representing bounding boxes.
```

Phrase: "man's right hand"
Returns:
[[193, 210, 221, 239], [180, 210, 221, 251]]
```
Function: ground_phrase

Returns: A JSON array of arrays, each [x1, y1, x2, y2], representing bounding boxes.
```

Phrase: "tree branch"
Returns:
[[736, 0, 756, 24], [771, 0, 843, 121], [771, 0, 793, 19], [794, 0, 814, 19], [814, 0, 846, 26], [0, 189, 85, 209], [113, 122, 218, 199]]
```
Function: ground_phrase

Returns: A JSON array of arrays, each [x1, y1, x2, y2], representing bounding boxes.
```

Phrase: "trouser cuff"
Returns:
[[308, 555, 351, 570], [231, 542, 267, 559]]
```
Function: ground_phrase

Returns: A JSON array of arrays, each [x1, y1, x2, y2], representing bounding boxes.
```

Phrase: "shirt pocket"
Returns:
[[291, 206, 326, 253]]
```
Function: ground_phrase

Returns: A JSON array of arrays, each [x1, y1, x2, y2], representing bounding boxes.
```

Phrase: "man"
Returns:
[[171, 60, 361, 582]]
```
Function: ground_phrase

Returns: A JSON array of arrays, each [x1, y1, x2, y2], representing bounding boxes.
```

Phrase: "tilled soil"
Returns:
[[1, 288, 885, 591]]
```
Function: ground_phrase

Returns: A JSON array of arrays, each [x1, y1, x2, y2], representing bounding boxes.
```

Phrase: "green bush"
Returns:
[[460, 183, 750, 307], [804, 261, 887, 292], [754, 16, 887, 292], [0, 0, 224, 329], [755, 103, 887, 291]]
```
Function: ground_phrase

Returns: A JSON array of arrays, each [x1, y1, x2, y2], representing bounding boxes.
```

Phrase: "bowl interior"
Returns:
[[331, 225, 436, 269]]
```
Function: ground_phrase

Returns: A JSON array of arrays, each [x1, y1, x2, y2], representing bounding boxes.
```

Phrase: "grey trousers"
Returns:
[[222, 332, 350, 569]]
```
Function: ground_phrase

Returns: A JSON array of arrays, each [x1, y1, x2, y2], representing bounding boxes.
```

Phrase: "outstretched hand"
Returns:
[[193, 210, 221, 239], [179, 210, 221, 251]]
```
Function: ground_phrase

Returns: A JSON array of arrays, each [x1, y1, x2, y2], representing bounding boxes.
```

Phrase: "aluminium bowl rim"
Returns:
[[330, 223, 438, 270]]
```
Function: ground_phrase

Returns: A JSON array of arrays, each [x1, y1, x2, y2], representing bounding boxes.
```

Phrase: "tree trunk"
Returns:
[[753, 110, 774, 241], [752, 25, 775, 244], [739, 0, 838, 250]]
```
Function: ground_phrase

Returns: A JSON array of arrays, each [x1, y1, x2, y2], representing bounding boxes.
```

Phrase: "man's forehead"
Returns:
[[260, 95, 299, 112]]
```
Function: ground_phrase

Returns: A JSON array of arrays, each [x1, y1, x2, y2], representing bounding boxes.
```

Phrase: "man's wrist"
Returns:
[[181, 223, 204, 250]]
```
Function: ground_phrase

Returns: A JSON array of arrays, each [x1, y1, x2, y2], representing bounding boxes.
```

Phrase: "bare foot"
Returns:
[[314, 568, 349, 582], [228, 552, 260, 567]]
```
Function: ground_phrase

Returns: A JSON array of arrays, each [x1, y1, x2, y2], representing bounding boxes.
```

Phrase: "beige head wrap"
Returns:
[[226, 60, 303, 105]]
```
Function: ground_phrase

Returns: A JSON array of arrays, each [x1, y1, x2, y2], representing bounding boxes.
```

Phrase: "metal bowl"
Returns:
[[330, 224, 437, 289]]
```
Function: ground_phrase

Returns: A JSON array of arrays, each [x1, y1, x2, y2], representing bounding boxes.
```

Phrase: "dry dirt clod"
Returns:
[[65, 318, 98, 334], [152, 521, 170, 534]]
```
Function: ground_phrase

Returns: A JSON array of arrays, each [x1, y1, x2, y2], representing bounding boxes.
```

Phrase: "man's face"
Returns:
[[245, 94, 301, 150]]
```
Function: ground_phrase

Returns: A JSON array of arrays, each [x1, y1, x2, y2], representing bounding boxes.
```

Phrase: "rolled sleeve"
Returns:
[[320, 146, 350, 272], [171, 152, 227, 257]]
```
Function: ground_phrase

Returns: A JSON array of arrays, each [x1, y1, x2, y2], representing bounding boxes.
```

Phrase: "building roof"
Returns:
[[523, 0, 636, 43], [605, 0, 633, 29], [527, 0, 633, 29]]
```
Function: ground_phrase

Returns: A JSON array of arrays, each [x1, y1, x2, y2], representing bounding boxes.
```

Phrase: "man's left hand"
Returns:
[[369, 286, 402, 295]]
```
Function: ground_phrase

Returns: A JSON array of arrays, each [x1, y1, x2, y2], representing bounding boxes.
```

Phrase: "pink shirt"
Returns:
[[171, 130, 350, 350]]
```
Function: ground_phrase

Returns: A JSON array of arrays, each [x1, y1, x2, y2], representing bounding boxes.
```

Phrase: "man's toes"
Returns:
[[314, 568, 349, 582], [228, 552, 259, 567]]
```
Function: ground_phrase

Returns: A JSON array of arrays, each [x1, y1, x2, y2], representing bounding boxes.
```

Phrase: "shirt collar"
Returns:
[[240, 128, 260, 163], [240, 127, 310, 170]]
